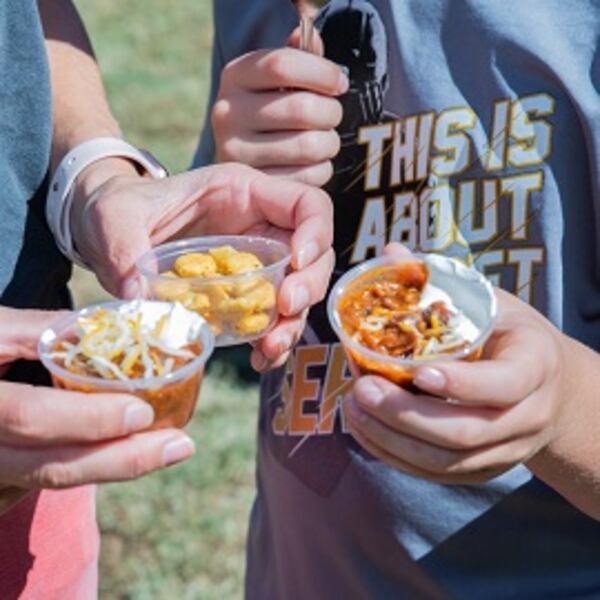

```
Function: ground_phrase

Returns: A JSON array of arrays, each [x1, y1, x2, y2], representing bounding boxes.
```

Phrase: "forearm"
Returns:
[[38, 0, 139, 252], [527, 336, 600, 520], [38, 0, 124, 169]]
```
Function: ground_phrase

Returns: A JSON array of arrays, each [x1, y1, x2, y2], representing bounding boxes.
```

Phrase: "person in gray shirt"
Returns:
[[196, 1, 600, 597]]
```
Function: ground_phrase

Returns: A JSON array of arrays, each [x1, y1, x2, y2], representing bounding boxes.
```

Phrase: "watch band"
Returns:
[[46, 137, 168, 267]]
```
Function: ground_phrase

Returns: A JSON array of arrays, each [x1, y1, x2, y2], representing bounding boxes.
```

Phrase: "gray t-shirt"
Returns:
[[196, 1, 600, 597], [0, 1, 70, 310]]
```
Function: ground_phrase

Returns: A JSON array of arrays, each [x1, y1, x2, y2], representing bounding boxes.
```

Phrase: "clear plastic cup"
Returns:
[[38, 301, 215, 430], [327, 254, 497, 388], [136, 236, 291, 347]]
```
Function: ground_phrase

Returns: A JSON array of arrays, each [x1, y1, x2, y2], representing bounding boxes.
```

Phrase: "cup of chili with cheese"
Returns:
[[39, 300, 215, 430], [327, 254, 497, 388]]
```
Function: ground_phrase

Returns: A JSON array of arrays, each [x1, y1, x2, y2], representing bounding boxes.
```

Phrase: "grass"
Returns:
[[72, 2, 258, 598]]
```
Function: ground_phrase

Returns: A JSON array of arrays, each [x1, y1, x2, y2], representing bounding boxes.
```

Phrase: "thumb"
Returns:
[[287, 25, 325, 56], [0, 308, 70, 363]]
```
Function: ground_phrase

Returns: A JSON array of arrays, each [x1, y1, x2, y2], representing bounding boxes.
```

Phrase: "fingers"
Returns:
[[214, 90, 343, 134], [247, 175, 333, 270], [0, 308, 68, 364], [221, 48, 348, 96], [278, 248, 335, 316], [263, 162, 334, 187], [0, 429, 195, 489], [346, 417, 515, 485], [0, 382, 155, 446], [351, 376, 550, 451], [413, 324, 552, 407], [219, 130, 341, 168], [257, 312, 308, 366]]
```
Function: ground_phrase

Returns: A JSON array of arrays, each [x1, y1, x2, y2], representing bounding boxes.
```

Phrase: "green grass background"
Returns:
[[72, 2, 258, 598]]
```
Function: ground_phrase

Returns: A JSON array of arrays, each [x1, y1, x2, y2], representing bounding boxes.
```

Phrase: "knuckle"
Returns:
[[219, 60, 239, 91], [124, 451, 151, 481], [448, 423, 483, 450], [445, 371, 471, 399], [220, 138, 241, 162], [263, 51, 293, 82], [36, 463, 77, 489], [2, 396, 42, 440], [211, 99, 232, 132], [82, 403, 123, 440]]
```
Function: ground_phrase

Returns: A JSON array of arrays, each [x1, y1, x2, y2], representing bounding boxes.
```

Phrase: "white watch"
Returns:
[[46, 137, 168, 267]]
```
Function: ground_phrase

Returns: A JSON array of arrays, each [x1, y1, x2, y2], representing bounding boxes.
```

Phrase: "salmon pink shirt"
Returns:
[[0, 488, 99, 599]]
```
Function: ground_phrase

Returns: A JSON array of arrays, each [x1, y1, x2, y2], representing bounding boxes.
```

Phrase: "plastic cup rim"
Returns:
[[135, 235, 292, 285], [38, 300, 215, 391], [327, 253, 498, 368]]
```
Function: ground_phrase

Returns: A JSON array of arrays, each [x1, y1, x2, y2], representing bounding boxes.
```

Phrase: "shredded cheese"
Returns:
[[50, 304, 199, 381]]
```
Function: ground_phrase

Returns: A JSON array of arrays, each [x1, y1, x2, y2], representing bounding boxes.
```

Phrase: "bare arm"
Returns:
[[38, 0, 133, 171], [527, 337, 600, 520], [37, 0, 139, 218]]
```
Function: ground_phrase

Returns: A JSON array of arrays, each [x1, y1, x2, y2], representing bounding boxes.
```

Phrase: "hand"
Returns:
[[212, 28, 348, 186], [72, 161, 335, 370], [345, 270, 569, 485], [0, 307, 195, 513]]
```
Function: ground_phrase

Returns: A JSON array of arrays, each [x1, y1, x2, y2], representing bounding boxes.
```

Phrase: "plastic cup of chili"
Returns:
[[38, 300, 215, 430], [327, 253, 497, 388], [136, 236, 291, 347]]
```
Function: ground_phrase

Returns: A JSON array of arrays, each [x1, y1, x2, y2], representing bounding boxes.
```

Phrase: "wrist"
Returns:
[[526, 344, 600, 522], [527, 334, 596, 471], [47, 138, 168, 267]]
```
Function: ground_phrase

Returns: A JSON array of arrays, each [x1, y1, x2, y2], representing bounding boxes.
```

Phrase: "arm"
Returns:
[[38, 1, 335, 371], [527, 338, 600, 519], [38, 0, 137, 182]]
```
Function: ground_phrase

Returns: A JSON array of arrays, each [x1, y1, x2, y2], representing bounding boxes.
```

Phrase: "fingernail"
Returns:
[[162, 436, 196, 466], [414, 367, 447, 391], [122, 278, 141, 300], [123, 403, 154, 433], [297, 241, 319, 270], [338, 71, 350, 94], [355, 379, 384, 408], [275, 332, 292, 355], [290, 285, 310, 315]]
